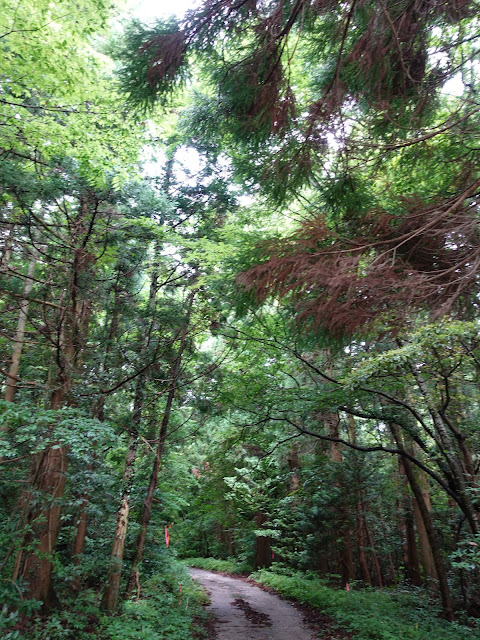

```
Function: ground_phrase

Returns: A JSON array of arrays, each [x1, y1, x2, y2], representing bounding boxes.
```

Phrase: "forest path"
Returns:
[[189, 568, 316, 640]]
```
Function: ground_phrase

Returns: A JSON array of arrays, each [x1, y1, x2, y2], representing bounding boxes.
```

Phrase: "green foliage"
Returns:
[[0, 0, 142, 185], [102, 563, 206, 640], [115, 18, 188, 112], [183, 557, 249, 575], [2, 0, 480, 635], [252, 570, 480, 640], [0, 401, 117, 461], [5, 557, 208, 640]]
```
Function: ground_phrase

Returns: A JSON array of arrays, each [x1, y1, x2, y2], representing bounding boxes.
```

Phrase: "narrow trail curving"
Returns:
[[189, 568, 316, 640]]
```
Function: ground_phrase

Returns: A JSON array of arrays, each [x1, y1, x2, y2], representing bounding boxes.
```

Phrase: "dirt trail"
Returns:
[[189, 568, 315, 640]]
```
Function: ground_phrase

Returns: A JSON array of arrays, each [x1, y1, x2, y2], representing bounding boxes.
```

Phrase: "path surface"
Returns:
[[189, 568, 315, 640]]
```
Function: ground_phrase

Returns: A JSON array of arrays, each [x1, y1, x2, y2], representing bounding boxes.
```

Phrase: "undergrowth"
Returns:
[[101, 564, 209, 640], [252, 568, 480, 640], [1, 556, 209, 640], [183, 556, 250, 574]]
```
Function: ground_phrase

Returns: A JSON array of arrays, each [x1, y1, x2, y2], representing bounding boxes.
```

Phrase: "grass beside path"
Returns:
[[183, 557, 249, 575], [252, 569, 479, 640]]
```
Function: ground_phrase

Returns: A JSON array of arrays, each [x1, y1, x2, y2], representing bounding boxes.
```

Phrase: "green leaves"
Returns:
[[115, 18, 189, 112], [0, 401, 118, 462], [0, 0, 143, 187]]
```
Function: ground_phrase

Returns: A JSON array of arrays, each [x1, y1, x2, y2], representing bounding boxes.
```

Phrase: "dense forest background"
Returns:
[[1, 0, 480, 638]]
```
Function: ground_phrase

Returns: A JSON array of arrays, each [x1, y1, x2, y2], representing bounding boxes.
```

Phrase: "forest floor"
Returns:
[[189, 567, 349, 639]]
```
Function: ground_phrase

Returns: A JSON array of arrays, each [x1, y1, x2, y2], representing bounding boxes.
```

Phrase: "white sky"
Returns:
[[127, 0, 200, 22]]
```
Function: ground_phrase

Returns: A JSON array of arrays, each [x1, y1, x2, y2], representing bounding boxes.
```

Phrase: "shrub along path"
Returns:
[[189, 568, 315, 639]]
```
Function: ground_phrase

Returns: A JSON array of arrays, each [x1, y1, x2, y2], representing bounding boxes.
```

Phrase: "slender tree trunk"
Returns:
[[70, 285, 121, 591], [395, 460, 420, 586], [101, 215, 168, 612], [356, 501, 372, 584], [412, 498, 437, 581], [324, 410, 354, 582], [287, 443, 301, 492], [409, 450, 437, 581], [391, 424, 453, 619], [404, 500, 422, 586], [125, 363, 178, 595], [1, 223, 15, 268], [363, 516, 383, 587], [125, 293, 194, 597], [410, 365, 479, 533], [378, 499, 397, 585], [348, 415, 373, 585], [4, 249, 37, 404], [100, 431, 138, 612], [101, 376, 144, 612]]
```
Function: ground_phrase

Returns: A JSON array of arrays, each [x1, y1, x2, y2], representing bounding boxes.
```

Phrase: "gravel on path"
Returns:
[[189, 568, 316, 640]]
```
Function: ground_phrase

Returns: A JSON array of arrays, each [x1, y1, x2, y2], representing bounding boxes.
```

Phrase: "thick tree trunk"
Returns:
[[18, 194, 94, 610], [21, 446, 68, 612], [254, 511, 272, 569]]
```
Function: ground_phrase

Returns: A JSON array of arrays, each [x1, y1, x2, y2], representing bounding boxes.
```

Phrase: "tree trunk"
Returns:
[[69, 495, 90, 593], [378, 498, 397, 585], [410, 365, 479, 534], [1, 223, 15, 273], [70, 284, 121, 592], [101, 377, 144, 613], [125, 290, 194, 598], [324, 410, 354, 583], [101, 210, 171, 611], [4, 249, 37, 404], [363, 516, 383, 587], [356, 501, 371, 584], [404, 502, 422, 586], [21, 446, 68, 612], [410, 455, 437, 582], [287, 443, 301, 491], [254, 511, 272, 569], [18, 194, 94, 610], [391, 424, 453, 619]]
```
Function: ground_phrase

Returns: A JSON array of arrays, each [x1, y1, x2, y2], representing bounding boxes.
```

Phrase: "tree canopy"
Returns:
[[1, 0, 480, 638]]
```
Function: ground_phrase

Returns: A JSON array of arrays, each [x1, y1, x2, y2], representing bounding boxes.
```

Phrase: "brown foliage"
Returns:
[[238, 178, 480, 335], [142, 31, 186, 90]]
